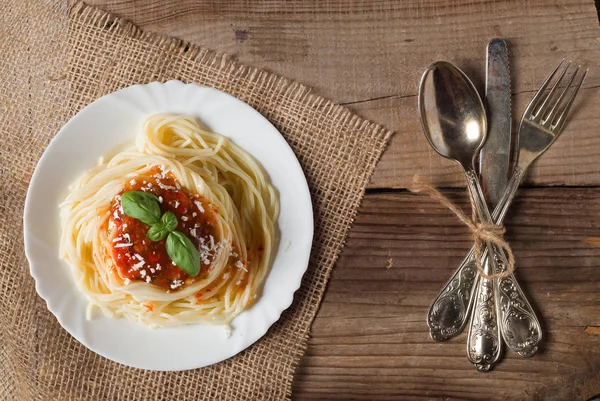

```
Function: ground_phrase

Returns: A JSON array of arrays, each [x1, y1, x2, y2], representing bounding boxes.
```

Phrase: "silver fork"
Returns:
[[428, 60, 587, 361]]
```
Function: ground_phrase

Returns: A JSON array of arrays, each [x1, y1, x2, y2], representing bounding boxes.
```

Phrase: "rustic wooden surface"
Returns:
[[85, 1, 600, 399]]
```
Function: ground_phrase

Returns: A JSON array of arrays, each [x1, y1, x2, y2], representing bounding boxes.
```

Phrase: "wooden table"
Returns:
[[88, 1, 600, 399]]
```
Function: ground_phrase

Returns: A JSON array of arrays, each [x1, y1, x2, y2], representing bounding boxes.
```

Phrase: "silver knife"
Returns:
[[465, 39, 512, 371], [479, 38, 511, 207]]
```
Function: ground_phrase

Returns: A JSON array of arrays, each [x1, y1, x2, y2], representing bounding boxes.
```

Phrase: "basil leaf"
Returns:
[[161, 211, 178, 232], [147, 222, 169, 242], [166, 231, 200, 276], [121, 191, 161, 225]]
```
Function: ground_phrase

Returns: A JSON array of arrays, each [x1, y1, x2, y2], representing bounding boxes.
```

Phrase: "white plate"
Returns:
[[23, 81, 313, 371]]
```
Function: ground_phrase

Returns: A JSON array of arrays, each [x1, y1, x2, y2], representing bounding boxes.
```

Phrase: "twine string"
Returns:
[[409, 175, 515, 280]]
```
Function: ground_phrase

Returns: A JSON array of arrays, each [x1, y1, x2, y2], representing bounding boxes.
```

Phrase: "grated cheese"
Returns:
[[194, 200, 205, 213], [235, 261, 248, 272], [114, 243, 133, 248], [158, 182, 176, 190]]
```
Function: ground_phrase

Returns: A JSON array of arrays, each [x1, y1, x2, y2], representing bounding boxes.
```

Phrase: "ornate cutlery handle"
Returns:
[[488, 244, 541, 357], [486, 167, 541, 357], [464, 169, 503, 371], [427, 248, 479, 341], [467, 258, 502, 371], [427, 167, 542, 357]]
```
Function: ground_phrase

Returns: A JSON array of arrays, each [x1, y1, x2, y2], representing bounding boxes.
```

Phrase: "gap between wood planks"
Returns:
[[365, 183, 600, 195], [340, 84, 600, 107]]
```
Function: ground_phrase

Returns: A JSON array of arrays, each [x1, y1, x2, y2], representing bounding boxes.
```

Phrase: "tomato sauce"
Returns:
[[108, 167, 220, 290]]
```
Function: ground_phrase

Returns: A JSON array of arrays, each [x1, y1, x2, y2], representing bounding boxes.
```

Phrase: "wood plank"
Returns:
[[293, 187, 600, 400], [85, 0, 600, 189]]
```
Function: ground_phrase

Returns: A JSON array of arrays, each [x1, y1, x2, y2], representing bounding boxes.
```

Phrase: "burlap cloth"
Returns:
[[0, 1, 392, 399]]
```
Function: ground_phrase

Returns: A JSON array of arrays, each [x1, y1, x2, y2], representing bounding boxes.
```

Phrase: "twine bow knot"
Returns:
[[409, 175, 515, 280]]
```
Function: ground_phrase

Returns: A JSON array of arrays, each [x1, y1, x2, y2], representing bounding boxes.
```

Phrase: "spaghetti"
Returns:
[[59, 114, 278, 328]]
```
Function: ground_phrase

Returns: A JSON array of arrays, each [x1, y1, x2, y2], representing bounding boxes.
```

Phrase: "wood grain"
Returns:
[[75, 1, 600, 399], [85, 0, 600, 189], [294, 188, 600, 400]]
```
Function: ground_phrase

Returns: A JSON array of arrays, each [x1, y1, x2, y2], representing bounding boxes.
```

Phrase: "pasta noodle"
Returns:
[[59, 114, 278, 328]]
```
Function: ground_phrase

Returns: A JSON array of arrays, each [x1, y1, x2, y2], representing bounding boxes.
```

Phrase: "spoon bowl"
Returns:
[[418, 61, 487, 168]]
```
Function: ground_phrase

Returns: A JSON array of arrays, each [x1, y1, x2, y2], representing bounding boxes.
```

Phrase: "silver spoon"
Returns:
[[418, 61, 502, 371]]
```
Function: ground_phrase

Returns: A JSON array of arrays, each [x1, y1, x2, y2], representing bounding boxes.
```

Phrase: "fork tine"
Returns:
[[543, 65, 580, 125], [522, 59, 565, 119], [552, 68, 587, 133], [532, 60, 571, 121]]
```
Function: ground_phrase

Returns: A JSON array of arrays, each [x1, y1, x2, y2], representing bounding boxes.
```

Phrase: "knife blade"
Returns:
[[480, 38, 511, 208]]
